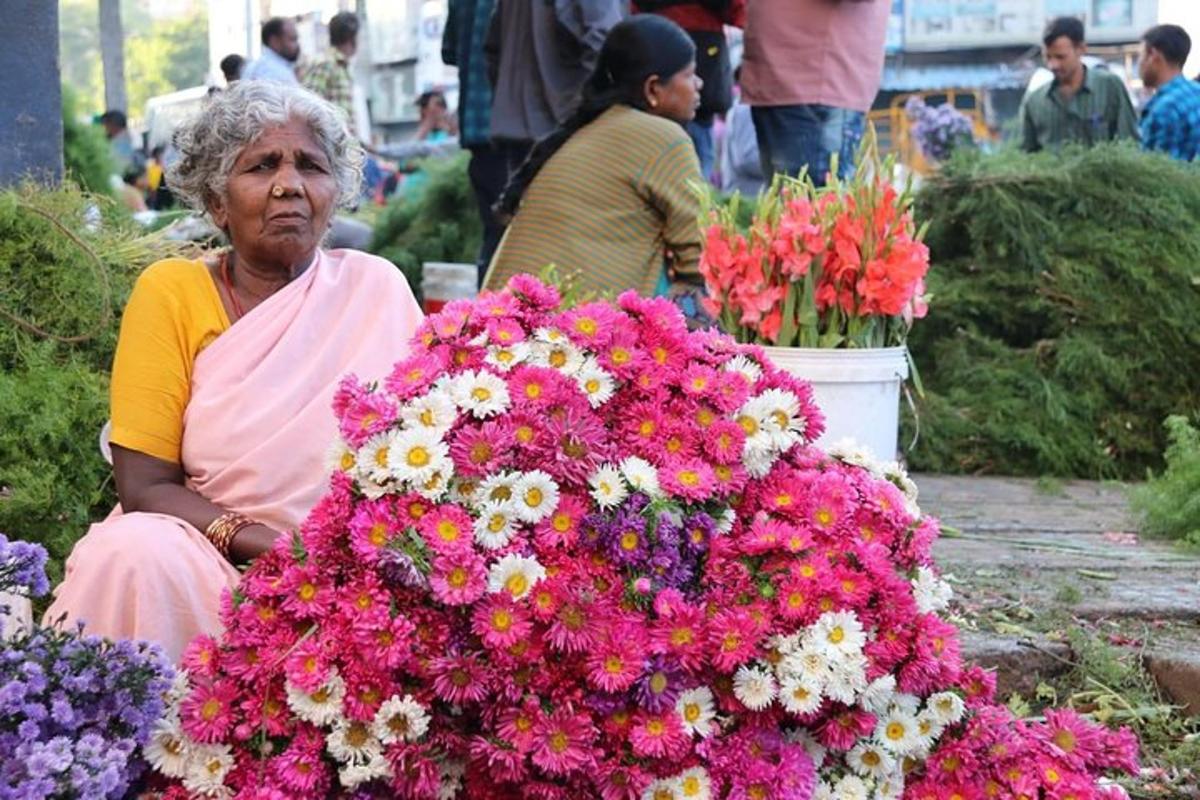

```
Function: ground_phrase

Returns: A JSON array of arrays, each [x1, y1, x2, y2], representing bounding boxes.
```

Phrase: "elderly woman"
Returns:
[[45, 82, 423, 661]]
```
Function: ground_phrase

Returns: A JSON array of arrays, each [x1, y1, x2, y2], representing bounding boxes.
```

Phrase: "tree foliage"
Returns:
[[904, 145, 1200, 478], [1130, 416, 1200, 546]]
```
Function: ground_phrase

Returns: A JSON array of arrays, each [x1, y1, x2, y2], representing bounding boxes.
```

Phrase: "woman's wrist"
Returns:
[[227, 523, 280, 565]]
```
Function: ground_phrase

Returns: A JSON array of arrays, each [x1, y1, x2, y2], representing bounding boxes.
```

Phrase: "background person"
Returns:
[[632, 0, 745, 181], [443, 0, 505, 284], [741, 0, 888, 186], [485, 0, 624, 182], [44, 82, 423, 662], [1138, 24, 1200, 161], [243, 16, 301, 86], [302, 11, 362, 139], [219, 53, 245, 85], [484, 15, 704, 298], [1019, 16, 1139, 152]]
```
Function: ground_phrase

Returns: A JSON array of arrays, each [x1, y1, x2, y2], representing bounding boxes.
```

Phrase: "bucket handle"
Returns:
[[902, 378, 920, 454]]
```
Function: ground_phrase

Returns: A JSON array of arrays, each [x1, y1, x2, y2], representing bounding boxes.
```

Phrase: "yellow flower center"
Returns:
[[516, 425, 534, 443], [549, 350, 568, 368], [406, 446, 430, 468], [684, 703, 702, 722], [437, 520, 460, 542], [1053, 729, 1077, 753], [298, 583, 316, 601], [200, 698, 222, 721], [677, 470, 700, 487], [524, 487, 543, 508], [491, 609, 513, 632], [505, 573, 529, 597], [620, 531, 640, 551], [369, 523, 388, 547], [374, 446, 389, 467], [738, 415, 759, 436], [815, 509, 833, 527], [575, 317, 597, 335], [419, 409, 436, 427], [549, 731, 570, 753], [345, 722, 370, 748], [552, 513, 572, 533], [339, 452, 355, 471], [828, 626, 845, 644], [447, 567, 468, 588], [525, 383, 542, 399], [886, 722, 906, 741], [487, 513, 507, 533], [360, 412, 379, 430], [585, 378, 601, 394], [646, 719, 665, 736], [471, 386, 492, 403]]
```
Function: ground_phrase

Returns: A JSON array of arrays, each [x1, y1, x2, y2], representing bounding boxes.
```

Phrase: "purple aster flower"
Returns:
[[634, 655, 685, 713], [378, 548, 429, 590], [681, 512, 715, 554], [0, 534, 51, 598]]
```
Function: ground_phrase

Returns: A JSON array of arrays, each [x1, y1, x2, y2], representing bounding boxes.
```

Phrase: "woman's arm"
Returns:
[[113, 445, 280, 564], [642, 138, 705, 287]]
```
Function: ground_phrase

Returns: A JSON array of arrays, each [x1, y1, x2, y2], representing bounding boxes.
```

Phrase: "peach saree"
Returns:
[[45, 249, 423, 661]]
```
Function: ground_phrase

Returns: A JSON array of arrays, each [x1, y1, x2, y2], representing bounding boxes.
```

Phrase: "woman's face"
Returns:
[[208, 118, 339, 272], [646, 61, 703, 124]]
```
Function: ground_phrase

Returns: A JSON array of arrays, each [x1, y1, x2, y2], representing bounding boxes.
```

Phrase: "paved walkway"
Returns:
[[916, 474, 1200, 713]]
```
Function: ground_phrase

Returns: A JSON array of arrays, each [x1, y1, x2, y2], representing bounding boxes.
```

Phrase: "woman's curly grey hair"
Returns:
[[167, 81, 364, 215]]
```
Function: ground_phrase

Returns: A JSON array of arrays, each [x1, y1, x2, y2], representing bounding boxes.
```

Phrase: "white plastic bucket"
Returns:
[[422, 262, 478, 314], [761, 346, 909, 460]]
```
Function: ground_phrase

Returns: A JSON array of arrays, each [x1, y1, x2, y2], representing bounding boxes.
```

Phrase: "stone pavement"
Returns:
[[916, 474, 1200, 714]]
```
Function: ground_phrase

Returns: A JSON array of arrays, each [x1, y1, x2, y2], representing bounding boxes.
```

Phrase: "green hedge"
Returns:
[[904, 145, 1200, 478], [369, 153, 483, 303], [1131, 416, 1200, 546], [0, 185, 192, 582]]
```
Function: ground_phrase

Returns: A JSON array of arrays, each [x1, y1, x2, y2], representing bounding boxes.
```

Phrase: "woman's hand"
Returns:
[[228, 523, 283, 565]]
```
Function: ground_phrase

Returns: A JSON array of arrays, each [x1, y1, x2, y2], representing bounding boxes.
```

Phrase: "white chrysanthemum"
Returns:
[[386, 427, 450, 485], [478, 470, 521, 505], [715, 508, 736, 535], [448, 476, 482, 506], [889, 692, 922, 716], [769, 632, 803, 659], [533, 326, 569, 344], [182, 743, 234, 798], [811, 780, 835, 800], [511, 470, 560, 524], [414, 464, 453, 501], [859, 675, 898, 716], [144, 714, 191, 779], [742, 443, 778, 479], [736, 394, 781, 450], [530, 334, 584, 374], [875, 774, 906, 800], [757, 387, 806, 446], [807, 610, 868, 657], [826, 438, 882, 473], [778, 673, 823, 715], [781, 644, 831, 684], [911, 566, 953, 614], [451, 369, 511, 418], [286, 671, 346, 726], [846, 741, 896, 779], [400, 389, 458, 433], [167, 669, 191, 705], [881, 459, 919, 503], [914, 708, 944, 751], [327, 718, 383, 765], [487, 553, 546, 600], [437, 760, 466, 800], [832, 775, 870, 800], [325, 437, 359, 476], [722, 354, 762, 385], [926, 691, 966, 726], [356, 430, 397, 484], [485, 341, 531, 372], [642, 779, 680, 800], [675, 767, 712, 799], [675, 686, 717, 738], [574, 357, 616, 408], [875, 709, 922, 754], [825, 653, 869, 705], [339, 751, 391, 790], [733, 663, 777, 711], [473, 500, 518, 550], [620, 456, 662, 498], [589, 464, 628, 509], [373, 694, 431, 745]]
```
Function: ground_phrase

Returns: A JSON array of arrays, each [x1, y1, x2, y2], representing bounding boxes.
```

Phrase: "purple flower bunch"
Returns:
[[0, 533, 174, 800], [0, 532, 50, 602], [583, 494, 716, 596], [905, 96, 976, 163]]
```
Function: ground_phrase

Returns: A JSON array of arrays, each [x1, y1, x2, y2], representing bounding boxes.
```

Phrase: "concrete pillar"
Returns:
[[0, 2, 63, 186]]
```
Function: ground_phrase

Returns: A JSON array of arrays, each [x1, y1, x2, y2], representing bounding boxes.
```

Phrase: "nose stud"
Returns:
[[271, 185, 285, 198]]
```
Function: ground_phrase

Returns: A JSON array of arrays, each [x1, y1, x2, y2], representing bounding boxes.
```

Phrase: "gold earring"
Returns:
[[271, 185, 285, 198]]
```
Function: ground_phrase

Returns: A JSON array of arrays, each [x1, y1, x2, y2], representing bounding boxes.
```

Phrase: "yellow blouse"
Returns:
[[110, 258, 230, 463]]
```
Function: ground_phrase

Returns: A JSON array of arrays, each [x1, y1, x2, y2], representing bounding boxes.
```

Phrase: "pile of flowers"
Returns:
[[0, 533, 175, 799], [149, 276, 1136, 799], [698, 137, 930, 350], [904, 97, 976, 164]]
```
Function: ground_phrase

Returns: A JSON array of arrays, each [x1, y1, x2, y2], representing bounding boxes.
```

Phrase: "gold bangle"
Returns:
[[205, 512, 255, 560]]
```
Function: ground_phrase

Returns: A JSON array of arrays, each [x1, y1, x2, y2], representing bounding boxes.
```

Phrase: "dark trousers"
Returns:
[[468, 140, 533, 287], [751, 104, 866, 187]]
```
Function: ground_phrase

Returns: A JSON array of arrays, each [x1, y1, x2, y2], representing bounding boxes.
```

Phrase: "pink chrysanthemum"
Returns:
[[270, 728, 332, 794], [337, 389, 397, 447], [430, 653, 491, 705], [180, 634, 222, 679], [472, 595, 532, 650], [486, 316, 526, 346], [660, 457, 716, 502], [468, 735, 530, 783], [559, 301, 622, 349], [1037, 708, 1105, 770], [679, 364, 719, 398], [348, 498, 402, 563], [708, 607, 761, 672], [703, 419, 746, 465], [627, 710, 689, 759], [429, 550, 487, 606], [530, 708, 597, 776], [418, 503, 475, 554], [449, 419, 515, 477], [534, 493, 587, 550], [383, 352, 447, 400], [505, 273, 562, 310], [816, 706, 876, 752], [180, 679, 239, 743]]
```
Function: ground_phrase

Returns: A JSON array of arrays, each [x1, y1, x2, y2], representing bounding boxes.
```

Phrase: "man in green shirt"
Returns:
[[1019, 16, 1139, 152]]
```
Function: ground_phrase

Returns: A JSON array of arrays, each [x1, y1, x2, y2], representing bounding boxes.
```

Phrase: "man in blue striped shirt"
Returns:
[[1139, 24, 1200, 162]]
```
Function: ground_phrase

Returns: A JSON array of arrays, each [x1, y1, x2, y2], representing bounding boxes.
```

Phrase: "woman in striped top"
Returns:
[[484, 15, 705, 297]]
